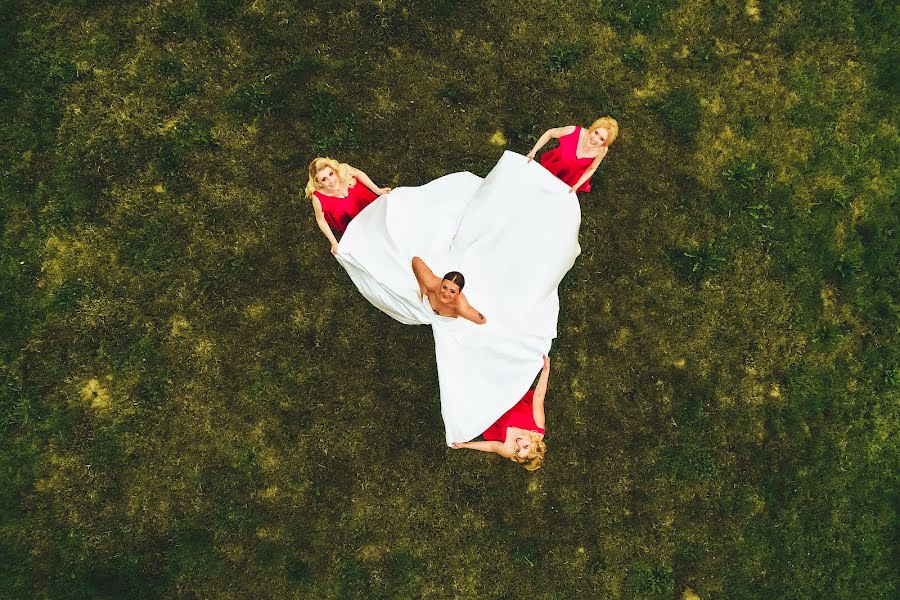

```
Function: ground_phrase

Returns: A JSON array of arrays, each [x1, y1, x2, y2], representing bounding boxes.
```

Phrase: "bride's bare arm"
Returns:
[[411, 256, 442, 296], [457, 296, 487, 325]]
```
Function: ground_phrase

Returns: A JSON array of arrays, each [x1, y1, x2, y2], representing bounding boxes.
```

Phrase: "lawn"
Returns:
[[1, 0, 897, 597]]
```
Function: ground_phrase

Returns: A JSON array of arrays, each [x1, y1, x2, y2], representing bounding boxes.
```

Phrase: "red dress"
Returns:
[[313, 179, 378, 234], [482, 390, 545, 441], [539, 126, 595, 192]]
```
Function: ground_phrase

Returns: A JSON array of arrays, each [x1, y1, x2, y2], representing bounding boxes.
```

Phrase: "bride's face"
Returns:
[[588, 127, 609, 147], [439, 279, 460, 303], [315, 167, 340, 193]]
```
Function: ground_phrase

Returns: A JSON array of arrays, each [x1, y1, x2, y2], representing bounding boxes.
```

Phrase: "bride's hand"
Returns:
[[330, 241, 338, 255]]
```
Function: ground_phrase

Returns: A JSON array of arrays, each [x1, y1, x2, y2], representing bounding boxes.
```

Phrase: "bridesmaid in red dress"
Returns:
[[304, 157, 392, 255], [451, 355, 551, 471], [526, 116, 619, 194]]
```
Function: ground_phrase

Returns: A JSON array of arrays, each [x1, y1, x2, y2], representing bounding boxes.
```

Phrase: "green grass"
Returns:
[[0, 0, 897, 597], [652, 87, 701, 146]]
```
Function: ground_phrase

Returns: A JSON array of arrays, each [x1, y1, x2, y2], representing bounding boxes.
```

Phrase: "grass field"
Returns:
[[1, 0, 897, 597]]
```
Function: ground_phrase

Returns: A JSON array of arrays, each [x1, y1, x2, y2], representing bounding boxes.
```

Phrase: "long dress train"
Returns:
[[335, 151, 580, 444]]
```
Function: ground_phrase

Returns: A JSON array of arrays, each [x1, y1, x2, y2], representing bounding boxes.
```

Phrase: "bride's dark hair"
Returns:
[[442, 271, 465, 290]]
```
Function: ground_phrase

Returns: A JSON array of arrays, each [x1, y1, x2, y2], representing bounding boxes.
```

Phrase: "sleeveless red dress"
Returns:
[[482, 390, 545, 441], [313, 180, 378, 234], [539, 126, 595, 192]]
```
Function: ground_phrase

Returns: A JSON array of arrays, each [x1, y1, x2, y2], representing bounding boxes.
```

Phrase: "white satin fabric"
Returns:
[[336, 151, 580, 444]]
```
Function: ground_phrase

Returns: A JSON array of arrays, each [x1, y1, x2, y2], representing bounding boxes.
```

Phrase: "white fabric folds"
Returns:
[[336, 151, 581, 444]]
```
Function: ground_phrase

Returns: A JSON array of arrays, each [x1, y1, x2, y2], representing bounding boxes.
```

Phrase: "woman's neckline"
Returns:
[[318, 188, 349, 199], [318, 179, 356, 199], [574, 127, 600, 161], [424, 292, 457, 319]]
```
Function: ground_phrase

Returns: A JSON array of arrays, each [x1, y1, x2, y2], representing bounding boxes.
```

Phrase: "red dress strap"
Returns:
[[564, 125, 581, 148]]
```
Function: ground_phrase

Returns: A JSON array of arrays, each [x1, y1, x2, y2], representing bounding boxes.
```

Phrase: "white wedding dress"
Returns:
[[336, 151, 581, 445]]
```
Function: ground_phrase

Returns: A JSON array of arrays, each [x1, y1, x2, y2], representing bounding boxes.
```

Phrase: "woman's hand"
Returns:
[[542, 354, 550, 370], [330, 241, 339, 255], [377, 186, 392, 195], [451, 442, 467, 449], [568, 186, 577, 194], [526, 151, 536, 163]]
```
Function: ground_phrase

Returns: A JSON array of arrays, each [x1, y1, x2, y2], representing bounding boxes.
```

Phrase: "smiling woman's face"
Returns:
[[439, 279, 460, 303], [315, 167, 339, 192], [514, 433, 534, 459], [588, 127, 609, 147]]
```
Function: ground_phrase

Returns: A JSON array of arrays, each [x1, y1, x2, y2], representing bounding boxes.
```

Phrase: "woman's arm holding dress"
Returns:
[[347, 166, 391, 195], [568, 148, 608, 193], [311, 197, 339, 255], [411, 256, 442, 296], [451, 440, 507, 455], [531, 355, 551, 430], [526, 125, 577, 161]]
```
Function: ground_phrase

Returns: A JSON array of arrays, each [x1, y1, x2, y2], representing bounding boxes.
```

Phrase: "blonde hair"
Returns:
[[588, 116, 619, 146], [511, 435, 546, 471], [305, 157, 353, 199]]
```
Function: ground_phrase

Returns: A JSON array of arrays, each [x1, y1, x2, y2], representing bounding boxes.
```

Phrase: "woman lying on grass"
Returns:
[[452, 355, 550, 471]]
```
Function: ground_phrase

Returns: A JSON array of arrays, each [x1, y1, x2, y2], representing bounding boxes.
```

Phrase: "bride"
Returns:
[[334, 151, 581, 445], [411, 258, 486, 325]]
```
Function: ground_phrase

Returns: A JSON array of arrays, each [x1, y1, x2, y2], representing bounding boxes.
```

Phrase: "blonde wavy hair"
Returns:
[[304, 157, 353, 200], [511, 435, 546, 471], [588, 116, 619, 146]]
